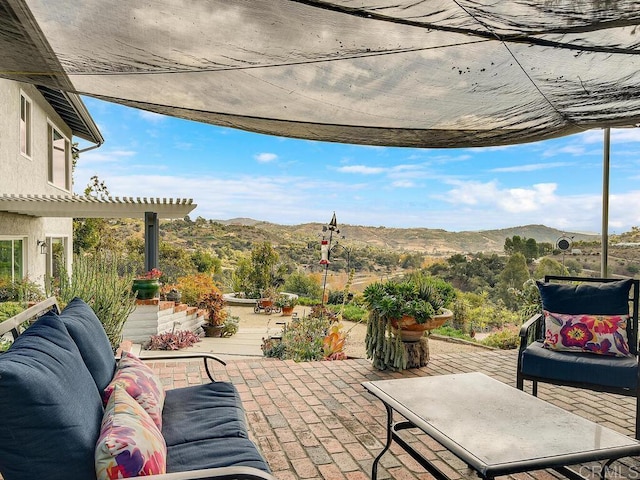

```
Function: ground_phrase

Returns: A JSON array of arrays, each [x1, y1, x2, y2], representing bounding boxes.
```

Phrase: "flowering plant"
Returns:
[[138, 268, 162, 280]]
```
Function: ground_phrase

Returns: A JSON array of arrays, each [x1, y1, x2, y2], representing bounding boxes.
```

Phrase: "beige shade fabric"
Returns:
[[1, 0, 639, 148]]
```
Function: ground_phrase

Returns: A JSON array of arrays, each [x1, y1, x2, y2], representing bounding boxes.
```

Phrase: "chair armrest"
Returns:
[[135, 352, 227, 382], [518, 313, 543, 352], [140, 466, 276, 480]]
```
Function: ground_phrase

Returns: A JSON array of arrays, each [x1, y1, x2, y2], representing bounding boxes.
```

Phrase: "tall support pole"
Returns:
[[601, 128, 610, 278], [320, 212, 338, 306], [145, 211, 159, 273]]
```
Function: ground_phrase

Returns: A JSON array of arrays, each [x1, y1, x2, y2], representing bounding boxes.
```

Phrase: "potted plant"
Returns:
[[198, 289, 228, 337], [274, 294, 298, 316], [363, 276, 454, 370], [132, 268, 162, 300]]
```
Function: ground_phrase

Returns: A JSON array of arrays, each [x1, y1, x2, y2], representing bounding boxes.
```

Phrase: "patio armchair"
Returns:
[[517, 275, 640, 439]]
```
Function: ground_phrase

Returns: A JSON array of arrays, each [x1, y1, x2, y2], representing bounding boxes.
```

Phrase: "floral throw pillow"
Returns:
[[95, 384, 167, 479], [543, 311, 632, 357], [103, 351, 165, 429]]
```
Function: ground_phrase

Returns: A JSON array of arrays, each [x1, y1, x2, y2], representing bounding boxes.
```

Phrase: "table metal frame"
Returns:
[[363, 373, 640, 480]]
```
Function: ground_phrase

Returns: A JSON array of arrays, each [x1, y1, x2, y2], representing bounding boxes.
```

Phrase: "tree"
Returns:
[[232, 242, 282, 297], [249, 242, 280, 294], [524, 238, 539, 261], [73, 175, 115, 253], [499, 253, 529, 289], [504, 236, 524, 256], [159, 242, 197, 282], [533, 257, 567, 279], [537, 242, 553, 256], [505, 235, 539, 261], [497, 253, 530, 310], [283, 271, 322, 299], [191, 250, 221, 274]]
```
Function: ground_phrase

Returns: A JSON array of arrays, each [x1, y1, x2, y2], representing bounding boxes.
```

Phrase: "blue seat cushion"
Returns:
[[537, 279, 633, 315], [162, 382, 249, 446], [521, 341, 638, 391], [0, 313, 103, 480], [162, 382, 270, 474], [167, 437, 271, 474], [59, 297, 116, 391]]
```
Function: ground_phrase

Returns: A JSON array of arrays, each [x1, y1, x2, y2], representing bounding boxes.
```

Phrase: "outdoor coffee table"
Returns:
[[363, 372, 640, 480]]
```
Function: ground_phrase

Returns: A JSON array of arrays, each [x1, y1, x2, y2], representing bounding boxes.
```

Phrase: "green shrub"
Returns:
[[57, 252, 136, 350], [283, 271, 322, 299], [297, 296, 319, 306], [0, 302, 26, 322], [431, 325, 476, 342], [0, 302, 31, 351], [327, 290, 349, 305], [481, 326, 519, 349], [260, 309, 341, 362], [327, 303, 367, 322], [221, 315, 239, 337], [0, 278, 44, 303], [0, 337, 12, 352], [176, 273, 217, 306]]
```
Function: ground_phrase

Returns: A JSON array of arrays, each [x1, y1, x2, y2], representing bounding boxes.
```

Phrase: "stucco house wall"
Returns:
[[0, 79, 75, 287]]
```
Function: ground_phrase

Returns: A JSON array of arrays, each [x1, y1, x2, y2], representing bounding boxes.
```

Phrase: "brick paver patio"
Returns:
[[148, 349, 640, 480]]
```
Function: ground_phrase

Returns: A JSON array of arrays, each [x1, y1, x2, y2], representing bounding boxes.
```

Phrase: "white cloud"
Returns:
[[76, 149, 137, 166], [392, 180, 415, 188], [336, 165, 386, 174], [580, 128, 640, 145], [438, 180, 559, 214], [254, 153, 278, 163], [490, 162, 573, 173], [138, 110, 166, 123]]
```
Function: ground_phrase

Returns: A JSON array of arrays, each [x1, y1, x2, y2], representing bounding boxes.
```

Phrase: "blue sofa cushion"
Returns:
[[167, 437, 271, 474], [521, 341, 638, 391], [162, 382, 249, 446], [536, 279, 633, 315], [0, 312, 103, 480], [162, 382, 270, 474], [59, 297, 116, 391]]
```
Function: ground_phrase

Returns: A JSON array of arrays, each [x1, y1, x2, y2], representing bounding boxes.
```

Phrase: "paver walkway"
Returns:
[[147, 349, 640, 480]]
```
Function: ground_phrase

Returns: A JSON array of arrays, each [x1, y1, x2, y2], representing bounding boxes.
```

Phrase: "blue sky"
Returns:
[[75, 97, 640, 234]]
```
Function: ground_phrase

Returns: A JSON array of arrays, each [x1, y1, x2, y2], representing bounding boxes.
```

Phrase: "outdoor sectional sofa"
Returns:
[[0, 297, 274, 480]]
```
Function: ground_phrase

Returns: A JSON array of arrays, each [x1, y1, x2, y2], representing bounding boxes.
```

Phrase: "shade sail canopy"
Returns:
[[0, 194, 196, 219], [1, 0, 640, 148]]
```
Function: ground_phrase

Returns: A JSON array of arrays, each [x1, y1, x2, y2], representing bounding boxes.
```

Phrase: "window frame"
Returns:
[[47, 122, 71, 191], [0, 237, 26, 283], [19, 91, 32, 159]]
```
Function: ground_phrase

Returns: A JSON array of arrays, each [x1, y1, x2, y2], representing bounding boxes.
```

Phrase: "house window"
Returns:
[[48, 124, 70, 190], [45, 237, 67, 292], [20, 93, 32, 157], [0, 239, 24, 282]]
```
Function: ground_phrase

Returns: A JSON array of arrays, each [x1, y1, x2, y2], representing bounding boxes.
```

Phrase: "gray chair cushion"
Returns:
[[521, 341, 638, 391], [59, 297, 116, 391], [0, 312, 103, 480], [537, 279, 633, 315]]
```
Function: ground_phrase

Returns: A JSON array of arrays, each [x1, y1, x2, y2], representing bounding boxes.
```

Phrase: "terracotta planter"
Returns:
[[281, 305, 294, 316], [391, 309, 453, 342], [132, 279, 160, 300]]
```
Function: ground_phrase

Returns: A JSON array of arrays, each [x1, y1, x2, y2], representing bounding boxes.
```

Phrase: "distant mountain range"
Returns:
[[211, 219, 600, 254]]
